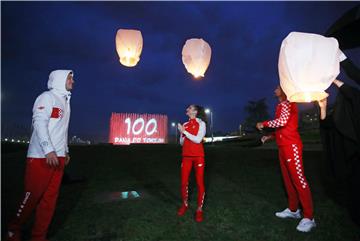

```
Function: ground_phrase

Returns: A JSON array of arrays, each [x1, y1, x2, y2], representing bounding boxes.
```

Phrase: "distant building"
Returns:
[[70, 136, 91, 145]]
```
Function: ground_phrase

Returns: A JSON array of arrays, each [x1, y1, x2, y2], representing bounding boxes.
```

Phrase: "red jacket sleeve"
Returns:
[[263, 102, 291, 128]]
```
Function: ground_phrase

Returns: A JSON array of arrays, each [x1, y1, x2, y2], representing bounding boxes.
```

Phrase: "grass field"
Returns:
[[2, 143, 360, 241]]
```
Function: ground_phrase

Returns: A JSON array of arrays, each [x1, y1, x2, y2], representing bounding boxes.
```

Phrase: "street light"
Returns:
[[205, 108, 214, 142], [171, 122, 178, 144]]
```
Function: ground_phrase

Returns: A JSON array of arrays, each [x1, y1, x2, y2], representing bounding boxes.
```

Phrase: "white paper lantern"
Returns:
[[279, 32, 342, 102], [182, 38, 212, 78], [115, 29, 143, 67]]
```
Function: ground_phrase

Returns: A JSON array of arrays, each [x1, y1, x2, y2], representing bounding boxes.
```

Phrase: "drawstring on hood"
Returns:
[[47, 70, 73, 101]]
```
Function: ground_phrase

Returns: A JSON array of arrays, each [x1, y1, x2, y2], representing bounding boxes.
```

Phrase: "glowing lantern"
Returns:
[[182, 38, 211, 78], [115, 29, 143, 67], [279, 32, 343, 102]]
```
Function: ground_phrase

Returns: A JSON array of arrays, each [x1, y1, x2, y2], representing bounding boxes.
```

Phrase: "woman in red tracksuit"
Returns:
[[257, 86, 316, 233], [177, 104, 207, 222]]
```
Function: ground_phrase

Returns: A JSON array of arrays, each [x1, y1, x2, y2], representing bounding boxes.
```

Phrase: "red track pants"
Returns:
[[279, 144, 314, 219], [180, 156, 205, 209], [8, 157, 65, 240]]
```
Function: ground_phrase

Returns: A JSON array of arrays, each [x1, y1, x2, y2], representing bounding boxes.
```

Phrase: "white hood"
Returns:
[[47, 70, 73, 96]]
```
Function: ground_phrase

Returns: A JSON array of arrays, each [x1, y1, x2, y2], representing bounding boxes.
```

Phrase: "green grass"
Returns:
[[299, 130, 322, 143], [2, 143, 360, 241]]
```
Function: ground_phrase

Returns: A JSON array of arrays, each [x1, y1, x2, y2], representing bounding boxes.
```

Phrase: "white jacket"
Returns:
[[27, 70, 72, 158]]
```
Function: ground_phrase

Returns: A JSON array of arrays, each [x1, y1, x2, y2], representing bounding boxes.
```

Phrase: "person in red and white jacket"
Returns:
[[6, 70, 74, 241], [177, 104, 207, 222], [257, 86, 316, 233]]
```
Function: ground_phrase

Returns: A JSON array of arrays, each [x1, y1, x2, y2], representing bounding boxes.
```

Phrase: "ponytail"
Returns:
[[193, 105, 208, 124]]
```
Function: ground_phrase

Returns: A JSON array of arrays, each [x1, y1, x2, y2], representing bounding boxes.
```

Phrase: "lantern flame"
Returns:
[[193, 71, 204, 79], [288, 91, 329, 103], [304, 92, 312, 103]]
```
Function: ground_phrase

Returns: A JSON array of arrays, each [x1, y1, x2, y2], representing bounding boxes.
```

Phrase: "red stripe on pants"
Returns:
[[8, 157, 65, 239], [180, 156, 205, 208], [279, 144, 314, 219]]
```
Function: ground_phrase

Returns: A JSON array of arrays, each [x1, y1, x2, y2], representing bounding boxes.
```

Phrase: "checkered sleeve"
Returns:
[[263, 102, 291, 128]]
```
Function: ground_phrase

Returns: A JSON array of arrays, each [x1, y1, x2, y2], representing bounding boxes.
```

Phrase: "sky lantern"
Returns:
[[182, 38, 212, 78], [115, 29, 143, 67], [278, 32, 344, 103]]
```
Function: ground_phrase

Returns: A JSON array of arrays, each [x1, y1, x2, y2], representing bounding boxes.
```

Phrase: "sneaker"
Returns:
[[177, 204, 188, 216], [6, 230, 21, 241], [296, 218, 316, 232], [195, 210, 203, 222], [275, 208, 301, 219]]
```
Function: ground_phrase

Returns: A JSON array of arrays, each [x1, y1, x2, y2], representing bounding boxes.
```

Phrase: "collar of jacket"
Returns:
[[50, 89, 71, 103]]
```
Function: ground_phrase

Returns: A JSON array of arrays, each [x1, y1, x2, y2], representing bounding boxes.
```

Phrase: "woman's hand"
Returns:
[[333, 79, 344, 88], [177, 123, 185, 133], [318, 98, 327, 120], [318, 98, 327, 109]]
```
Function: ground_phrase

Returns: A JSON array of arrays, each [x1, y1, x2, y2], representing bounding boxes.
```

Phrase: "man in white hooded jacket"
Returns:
[[6, 70, 74, 241]]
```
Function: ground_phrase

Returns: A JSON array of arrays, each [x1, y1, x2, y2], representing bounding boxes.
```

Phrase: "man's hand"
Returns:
[[256, 122, 264, 131], [178, 123, 185, 133], [65, 153, 70, 166], [46, 151, 59, 167], [261, 135, 272, 144]]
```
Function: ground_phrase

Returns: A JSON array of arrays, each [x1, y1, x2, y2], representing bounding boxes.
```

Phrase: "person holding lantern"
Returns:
[[177, 104, 207, 222], [257, 86, 316, 233], [6, 70, 74, 241], [318, 77, 360, 227]]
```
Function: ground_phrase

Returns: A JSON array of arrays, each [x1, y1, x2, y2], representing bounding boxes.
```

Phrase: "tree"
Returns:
[[243, 98, 270, 132]]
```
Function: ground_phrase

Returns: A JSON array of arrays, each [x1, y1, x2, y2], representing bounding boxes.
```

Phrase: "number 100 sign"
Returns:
[[109, 113, 168, 145]]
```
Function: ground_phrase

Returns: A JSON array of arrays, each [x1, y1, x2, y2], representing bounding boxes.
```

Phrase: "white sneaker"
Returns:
[[275, 208, 301, 219], [296, 218, 316, 232]]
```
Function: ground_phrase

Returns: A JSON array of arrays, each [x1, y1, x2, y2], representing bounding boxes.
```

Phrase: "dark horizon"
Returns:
[[2, 2, 359, 142]]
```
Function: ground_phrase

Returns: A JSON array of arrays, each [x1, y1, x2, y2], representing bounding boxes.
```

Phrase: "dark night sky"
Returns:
[[1, 2, 359, 142]]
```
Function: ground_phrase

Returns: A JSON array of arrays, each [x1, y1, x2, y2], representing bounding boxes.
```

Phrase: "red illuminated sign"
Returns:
[[109, 113, 168, 145]]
